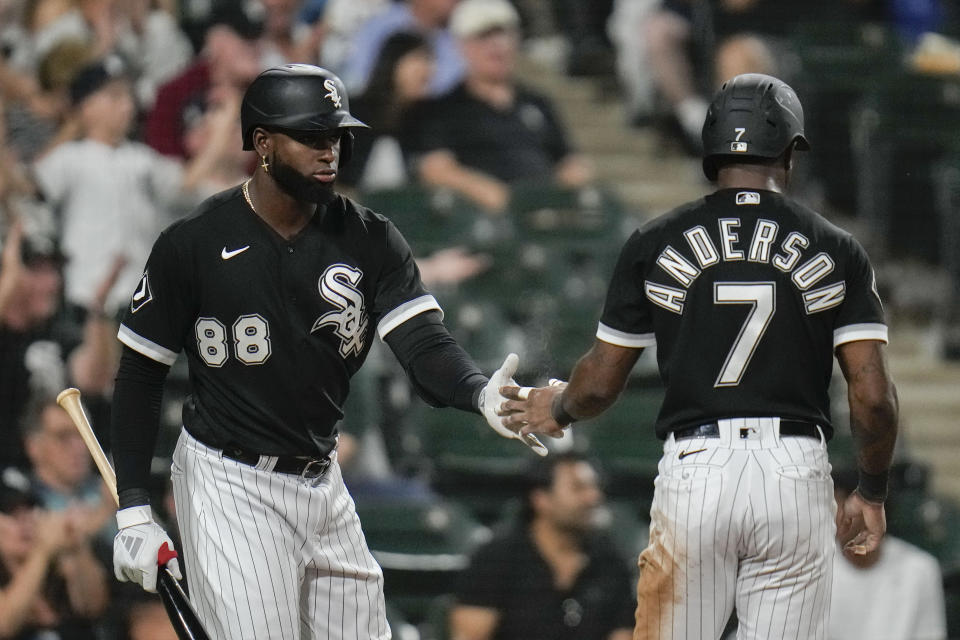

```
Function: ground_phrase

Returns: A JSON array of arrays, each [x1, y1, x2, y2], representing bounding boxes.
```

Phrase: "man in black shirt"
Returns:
[[108, 64, 543, 640], [450, 452, 635, 640], [500, 74, 899, 639], [403, 0, 593, 213]]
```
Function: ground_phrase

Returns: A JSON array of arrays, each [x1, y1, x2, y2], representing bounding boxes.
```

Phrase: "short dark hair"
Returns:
[[519, 451, 598, 523]]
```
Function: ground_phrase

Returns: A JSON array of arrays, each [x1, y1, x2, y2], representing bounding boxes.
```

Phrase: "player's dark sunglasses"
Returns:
[[263, 127, 344, 150]]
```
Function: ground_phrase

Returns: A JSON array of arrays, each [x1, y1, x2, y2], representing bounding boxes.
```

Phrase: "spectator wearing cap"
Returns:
[[341, 0, 464, 98], [402, 0, 593, 213], [32, 55, 241, 316], [32, 55, 177, 317], [0, 466, 109, 640], [145, 9, 263, 158]]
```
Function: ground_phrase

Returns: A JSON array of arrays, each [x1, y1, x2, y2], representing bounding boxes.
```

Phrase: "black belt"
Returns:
[[221, 445, 331, 479], [673, 419, 820, 441]]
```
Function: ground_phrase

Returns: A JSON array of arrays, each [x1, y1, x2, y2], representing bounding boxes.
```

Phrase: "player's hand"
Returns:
[[113, 506, 182, 593], [480, 353, 548, 456], [500, 379, 568, 439], [836, 490, 886, 557]]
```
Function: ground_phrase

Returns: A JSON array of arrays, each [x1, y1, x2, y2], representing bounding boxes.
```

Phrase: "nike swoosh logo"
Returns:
[[221, 245, 250, 260], [133, 279, 147, 301], [678, 448, 707, 460]]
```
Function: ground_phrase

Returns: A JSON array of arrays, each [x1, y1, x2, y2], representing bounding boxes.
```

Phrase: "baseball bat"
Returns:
[[56, 388, 211, 640]]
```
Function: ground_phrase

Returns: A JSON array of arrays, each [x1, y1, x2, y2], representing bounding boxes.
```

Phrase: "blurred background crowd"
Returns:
[[1, 0, 960, 638]]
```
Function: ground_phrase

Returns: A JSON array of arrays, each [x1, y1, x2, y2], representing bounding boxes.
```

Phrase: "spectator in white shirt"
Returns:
[[32, 55, 236, 315], [829, 483, 947, 640]]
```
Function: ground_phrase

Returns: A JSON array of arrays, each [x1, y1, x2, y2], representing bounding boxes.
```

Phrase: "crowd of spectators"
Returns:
[[1, 0, 958, 637]]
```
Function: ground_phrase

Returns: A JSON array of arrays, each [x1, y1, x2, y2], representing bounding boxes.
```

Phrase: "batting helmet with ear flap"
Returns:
[[240, 64, 369, 164], [701, 73, 810, 181]]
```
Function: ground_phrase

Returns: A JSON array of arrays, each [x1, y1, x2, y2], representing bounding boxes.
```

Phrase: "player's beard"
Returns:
[[270, 154, 337, 206]]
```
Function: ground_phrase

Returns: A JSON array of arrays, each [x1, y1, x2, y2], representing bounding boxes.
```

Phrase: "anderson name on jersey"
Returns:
[[598, 189, 887, 439]]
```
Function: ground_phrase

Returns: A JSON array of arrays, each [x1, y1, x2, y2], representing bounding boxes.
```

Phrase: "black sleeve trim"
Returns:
[[112, 345, 169, 508], [384, 310, 488, 413]]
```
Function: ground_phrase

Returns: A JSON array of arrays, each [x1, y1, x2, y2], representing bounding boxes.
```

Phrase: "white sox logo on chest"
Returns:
[[311, 264, 367, 357]]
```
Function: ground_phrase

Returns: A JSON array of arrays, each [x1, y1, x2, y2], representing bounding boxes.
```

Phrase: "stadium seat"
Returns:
[[354, 497, 490, 623], [576, 385, 665, 506], [404, 401, 543, 522], [885, 490, 960, 576], [357, 187, 509, 255], [508, 183, 626, 245], [386, 601, 422, 640]]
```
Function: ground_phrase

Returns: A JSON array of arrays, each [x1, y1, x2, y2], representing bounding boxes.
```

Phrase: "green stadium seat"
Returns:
[[357, 186, 509, 255], [404, 402, 543, 522], [576, 385, 665, 504], [885, 490, 960, 575], [386, 601, 422, 640], [355, 497, 490, 623], [508, 183, 626, 245], [420, 594, 456, 640]]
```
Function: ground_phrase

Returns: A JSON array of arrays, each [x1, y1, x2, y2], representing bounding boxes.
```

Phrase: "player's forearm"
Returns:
[[385, 311, 487, 413], [839, 341, 899, 500], [112, 346, 169, 508], [559, 340, 641, 422], [848, 374, 898, 475]]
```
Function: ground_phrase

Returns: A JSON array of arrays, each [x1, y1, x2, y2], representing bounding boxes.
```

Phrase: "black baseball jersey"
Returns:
[[599, 188, 887, 439], [118, 185, 440, 456]]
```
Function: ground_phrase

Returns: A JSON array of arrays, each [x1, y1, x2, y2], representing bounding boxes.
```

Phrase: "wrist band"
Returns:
[[550, 393, 577, 427], [856, 468, 890, 504]]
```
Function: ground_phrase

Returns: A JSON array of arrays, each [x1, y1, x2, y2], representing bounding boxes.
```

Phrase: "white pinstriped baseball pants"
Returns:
[[171, 429, 390, 640], [633, 417, 836, 640]]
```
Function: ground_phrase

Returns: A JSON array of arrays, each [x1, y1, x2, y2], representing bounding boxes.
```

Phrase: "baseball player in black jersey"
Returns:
[[501, 74, 899, 639], [108, 64, 543, 640]]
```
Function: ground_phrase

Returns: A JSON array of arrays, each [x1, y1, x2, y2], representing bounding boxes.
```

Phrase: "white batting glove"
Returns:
[[480, 353, 548, 456], [113, 506, 182, 593]]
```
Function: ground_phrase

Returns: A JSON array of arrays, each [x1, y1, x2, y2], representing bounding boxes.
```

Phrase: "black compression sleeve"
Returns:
[[384, 310, 488, 413], [112, 345, 169, 509]]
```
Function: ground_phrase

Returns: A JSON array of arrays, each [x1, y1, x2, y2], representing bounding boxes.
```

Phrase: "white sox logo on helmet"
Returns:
[[323, 79, 342, 108], [312, 264, 367, 357]]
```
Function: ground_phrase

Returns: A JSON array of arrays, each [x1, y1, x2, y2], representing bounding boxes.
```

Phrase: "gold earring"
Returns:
[[260, 156, 269, 173]]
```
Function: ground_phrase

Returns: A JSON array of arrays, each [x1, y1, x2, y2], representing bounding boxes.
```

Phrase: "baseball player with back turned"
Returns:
[[501, 73, 899, 639], [108, 64, 543, 640]]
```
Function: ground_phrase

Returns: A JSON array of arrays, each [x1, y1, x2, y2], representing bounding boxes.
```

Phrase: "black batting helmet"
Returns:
[[701, 73, 809, 181], [240, 64, 368, 164]]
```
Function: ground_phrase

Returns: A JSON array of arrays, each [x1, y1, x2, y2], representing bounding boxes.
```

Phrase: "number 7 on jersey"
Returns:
[[713, 282, 775, 387]]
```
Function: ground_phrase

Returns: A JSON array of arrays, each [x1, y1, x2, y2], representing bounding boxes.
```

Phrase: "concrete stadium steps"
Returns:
[[515, 57, 709, 213], [886, 327, 960, 499]]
